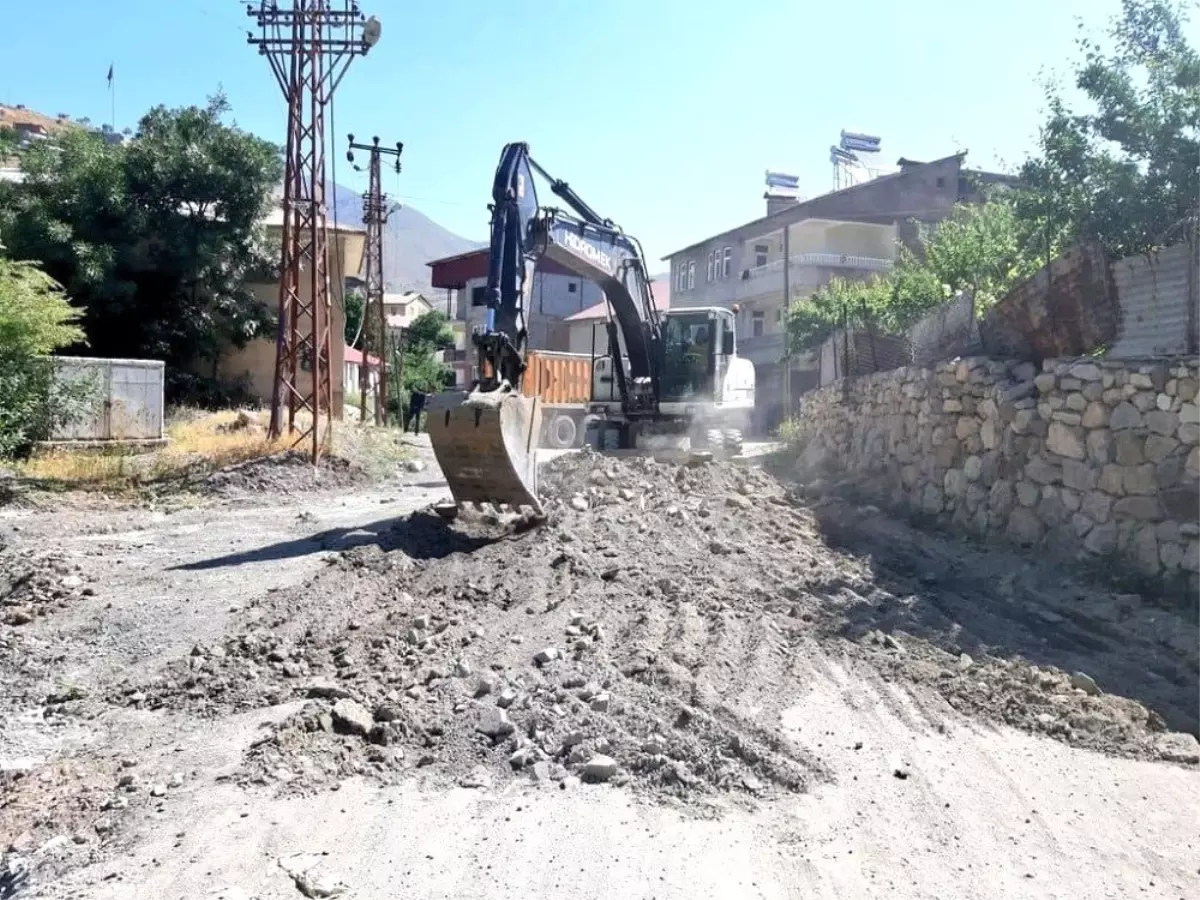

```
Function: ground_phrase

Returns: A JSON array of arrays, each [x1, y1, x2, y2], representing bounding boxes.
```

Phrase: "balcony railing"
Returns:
[[735, 253, 893, 302]]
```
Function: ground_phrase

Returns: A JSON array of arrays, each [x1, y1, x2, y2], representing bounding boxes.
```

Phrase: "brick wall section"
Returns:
[[791, 356, 1200, 597], [981, 242, 1120, 361]]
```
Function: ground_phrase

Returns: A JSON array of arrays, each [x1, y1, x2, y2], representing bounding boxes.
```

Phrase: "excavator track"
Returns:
[[426, 388, 545, 518]]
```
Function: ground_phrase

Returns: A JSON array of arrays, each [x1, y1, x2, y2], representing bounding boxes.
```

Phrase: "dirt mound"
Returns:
[[0, 549, 91, 628], [123, 452, 840, 801], [199, 450, 364, 498], [122, 450, 1197, 803]]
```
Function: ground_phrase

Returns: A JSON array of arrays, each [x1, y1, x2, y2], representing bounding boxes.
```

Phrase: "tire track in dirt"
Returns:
[[89, 449, 1196, 820]]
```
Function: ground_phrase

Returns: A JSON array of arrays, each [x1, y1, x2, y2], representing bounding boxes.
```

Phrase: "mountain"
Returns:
[[328, 182, 482, 294]]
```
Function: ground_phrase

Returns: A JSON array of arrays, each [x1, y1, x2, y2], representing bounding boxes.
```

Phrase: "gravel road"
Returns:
[[1, 437, 1197, 900]]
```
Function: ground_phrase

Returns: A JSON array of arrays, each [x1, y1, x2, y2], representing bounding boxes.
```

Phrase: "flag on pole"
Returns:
[[106, 64, 114, 86]]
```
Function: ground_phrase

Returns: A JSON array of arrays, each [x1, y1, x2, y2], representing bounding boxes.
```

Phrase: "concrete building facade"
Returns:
[[662, 153, 1016, 432], [217, 211, 366, 412]]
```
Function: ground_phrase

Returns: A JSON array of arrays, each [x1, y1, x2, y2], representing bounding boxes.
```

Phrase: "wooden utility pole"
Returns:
[[347, 134, 402, 425]]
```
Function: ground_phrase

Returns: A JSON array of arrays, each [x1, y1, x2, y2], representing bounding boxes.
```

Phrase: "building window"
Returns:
[[722, 247, 732, 278], [754, 243, 769, 268], [568, 282, 577, 293], [775, 308, 782, 323], [471, 285, 487, 307], [676, 263, 687, 292], [686, 260, 695, 290], [705, 251, 713, 283], [751, 310, 765, 338]]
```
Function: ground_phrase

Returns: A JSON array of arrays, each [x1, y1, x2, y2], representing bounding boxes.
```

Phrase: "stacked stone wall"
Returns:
[[790, 356, 1200, 597]]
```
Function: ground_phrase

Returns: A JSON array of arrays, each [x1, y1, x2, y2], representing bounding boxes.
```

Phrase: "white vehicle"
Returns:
[[589, 305, 756, 455]]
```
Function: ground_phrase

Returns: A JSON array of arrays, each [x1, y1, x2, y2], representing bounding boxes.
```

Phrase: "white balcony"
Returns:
[[735, 253, 893, 302]]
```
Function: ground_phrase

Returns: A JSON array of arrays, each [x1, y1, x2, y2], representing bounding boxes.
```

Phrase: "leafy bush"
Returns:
[[0, 257, 93, 457], [785, 199, 1043, 357]]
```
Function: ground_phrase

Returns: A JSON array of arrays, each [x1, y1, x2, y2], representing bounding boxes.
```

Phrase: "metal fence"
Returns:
[[908, 291, 981, 366], [1108, 241, 1199, 358], [853, 238, 1197, 378], [800, 237, 1198, 391]]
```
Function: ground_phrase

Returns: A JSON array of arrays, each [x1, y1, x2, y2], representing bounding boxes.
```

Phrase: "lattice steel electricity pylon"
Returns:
[[347, 135, 403, 426], [246, 2, 381, 461]]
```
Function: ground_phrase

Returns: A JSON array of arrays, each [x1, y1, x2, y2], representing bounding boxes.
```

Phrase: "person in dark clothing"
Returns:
[[407, 390, 427, 434]]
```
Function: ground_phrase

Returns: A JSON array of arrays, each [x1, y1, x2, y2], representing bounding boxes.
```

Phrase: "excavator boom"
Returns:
[[427, 142, 662, 518]]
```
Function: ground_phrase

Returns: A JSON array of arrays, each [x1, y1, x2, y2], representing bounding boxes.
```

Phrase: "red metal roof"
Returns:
[[427, 248, 579, 289], [343, 345, 381, 367], [565, 278, 671, 322]]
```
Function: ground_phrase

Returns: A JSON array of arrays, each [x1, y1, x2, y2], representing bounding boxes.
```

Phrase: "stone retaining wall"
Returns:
[[790, 356, 1200, 597]]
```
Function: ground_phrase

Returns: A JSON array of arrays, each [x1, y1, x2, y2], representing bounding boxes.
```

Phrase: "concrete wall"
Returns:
[[789, 355, 1200, 598], [50, 357, 165, 442], [568, 320, 605, 356]]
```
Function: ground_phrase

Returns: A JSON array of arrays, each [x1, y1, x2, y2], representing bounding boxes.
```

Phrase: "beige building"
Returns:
[[564, 277, 672, 357], [382, 291, 434, 334], [215, 209, 366, 414]]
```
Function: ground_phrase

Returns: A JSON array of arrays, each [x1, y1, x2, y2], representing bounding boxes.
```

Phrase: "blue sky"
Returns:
[[2, 0, 1125, 264]]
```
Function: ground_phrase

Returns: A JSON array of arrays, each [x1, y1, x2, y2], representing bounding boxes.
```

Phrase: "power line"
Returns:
[[245, 0, 381, 463], [347, 133, 403, 425]]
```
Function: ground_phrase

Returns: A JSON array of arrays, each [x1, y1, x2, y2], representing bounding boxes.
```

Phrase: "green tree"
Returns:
[[785, 276, 891, 357], [785, 200, 1040, 355], [404, 310, 455, 355], [0, 256, 88, 457], [0, 92, 283, 385], [1016, 0, 1199, 257], [343, 288, 365, 347], [383, 311, 455, 421], [0, 126, 19, 159]]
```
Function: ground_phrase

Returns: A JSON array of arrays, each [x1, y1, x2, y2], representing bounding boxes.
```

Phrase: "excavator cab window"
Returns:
[[660, 312, 717, 401]]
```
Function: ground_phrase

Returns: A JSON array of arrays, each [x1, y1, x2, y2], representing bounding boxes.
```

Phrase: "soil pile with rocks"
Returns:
[[121, 449, 1198, 802], [121, 451, 842, 801], [0, 549, 91, 628], [198, 450, 364, 498]]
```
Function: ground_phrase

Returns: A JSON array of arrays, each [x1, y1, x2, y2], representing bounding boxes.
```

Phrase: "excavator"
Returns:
[[426, 142, 755, 517]]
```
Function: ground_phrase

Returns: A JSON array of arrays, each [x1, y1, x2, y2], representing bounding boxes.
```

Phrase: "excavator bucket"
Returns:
[[425, 389, 545, 517]]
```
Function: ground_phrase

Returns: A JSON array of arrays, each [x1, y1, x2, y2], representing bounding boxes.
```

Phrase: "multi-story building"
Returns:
[[427, 248, 604, 388], [381, 291, 433, 334], [670, 216, 897, 369], [662, 152, 1015, 431]]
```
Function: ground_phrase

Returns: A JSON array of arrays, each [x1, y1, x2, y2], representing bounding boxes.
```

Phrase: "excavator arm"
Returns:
[[427, 142, 663, 517], [475, 142, 662, 405]]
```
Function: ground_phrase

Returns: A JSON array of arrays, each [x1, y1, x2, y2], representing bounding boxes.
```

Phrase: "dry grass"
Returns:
[[16, 406, 412, 495], [16, 407, 413, 495], [19, 409, 286, 489]]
